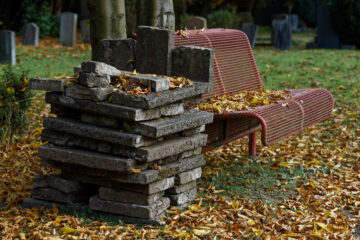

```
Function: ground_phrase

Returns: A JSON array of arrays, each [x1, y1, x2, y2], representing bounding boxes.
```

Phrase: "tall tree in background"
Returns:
[[88, 0, 127, 60], [137, 0, 175, 31]]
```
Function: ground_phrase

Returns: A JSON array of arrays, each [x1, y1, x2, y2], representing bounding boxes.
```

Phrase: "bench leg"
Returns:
[[249, 132, 257, 157]]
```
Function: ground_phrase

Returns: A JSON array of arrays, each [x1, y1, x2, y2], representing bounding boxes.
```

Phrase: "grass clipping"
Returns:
[[196, 88, 291, 113]]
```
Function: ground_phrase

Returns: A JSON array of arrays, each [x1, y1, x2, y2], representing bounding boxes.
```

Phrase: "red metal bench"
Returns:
[[175, 29, 334, 157]]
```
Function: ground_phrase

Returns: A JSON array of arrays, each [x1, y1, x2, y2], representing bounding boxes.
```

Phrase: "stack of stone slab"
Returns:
[[25, 26, 214, 224]]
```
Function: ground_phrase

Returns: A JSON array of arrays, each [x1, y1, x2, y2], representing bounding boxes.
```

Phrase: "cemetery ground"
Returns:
[[0, 35, 359, 239]]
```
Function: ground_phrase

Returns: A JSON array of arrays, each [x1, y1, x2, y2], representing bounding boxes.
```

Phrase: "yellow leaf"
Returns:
[[52, 217, 62, 227], [64, 81, 74, 86], [193, 229, 210, 236], [19, 232, 26, 240], [131, 168, 141, 173], [251, 228, 261, 236], [175, 232, 190, 238], [6, 87, 15, 94], [130, 69, 137, 75], [59, 226, 77, 235], [24, 77, 29, 85], [281, 233, 302, 237], [315, 222, 330, 232], [247, 219, 256, 226], [355, 201, 360, 207], [188, 204, 200, 211]]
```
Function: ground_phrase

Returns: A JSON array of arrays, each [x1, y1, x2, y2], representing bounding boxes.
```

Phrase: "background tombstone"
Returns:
[[22, 23, 39, 46], [60, 12, 78, 47], [316, 3, 340, 49], [289, 14, 299, 32], [185, 16, 207, 30], [80, 19, 91, 43], [242, 23, 258, 48], [0, 30, 16, 65], [272, 19, 292, 50]]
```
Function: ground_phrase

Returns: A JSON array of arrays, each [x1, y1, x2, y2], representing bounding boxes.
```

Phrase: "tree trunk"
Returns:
[[137, 0, 175, 31], [88, 0, 127, 60]]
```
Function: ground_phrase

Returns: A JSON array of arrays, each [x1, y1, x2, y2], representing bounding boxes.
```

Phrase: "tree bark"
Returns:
[[88, 0, 127, 60], [137, 0, 175, 31]]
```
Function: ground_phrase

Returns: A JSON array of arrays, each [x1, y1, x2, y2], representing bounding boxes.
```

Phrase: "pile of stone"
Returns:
[[24, 26, 214, 224]]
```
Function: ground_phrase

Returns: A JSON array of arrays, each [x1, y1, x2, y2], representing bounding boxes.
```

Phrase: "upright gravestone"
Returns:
[[242, 23, 258, 48], [289, 14, 299, 32], [185, 16, 207, 30], [316, 3, 340, 49], [60, 12, 78, 47], [80, 19, 91, 43], [0, 30, 16, 65], [272, 19, 292, 50], [22, 23, 39, 46]]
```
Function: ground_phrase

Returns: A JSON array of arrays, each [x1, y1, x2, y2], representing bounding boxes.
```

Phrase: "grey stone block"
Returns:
[[46, 92, 163, 121], [179, 148, 202, 160], [81, 60, 121, 76], [136, 26, 174, 76], [80, 112, 120, 129], [182, 95, 203, 107], [0, 30, 16, 65], [90, 195, 170, 219], [175, 167, 202, 185], [33, 175, 49, 188], [50, 104, 81, 120], [129, 74, 170, 92], [65, 84, 114, 102], [124, 109, 213, 138], [185, 16, 207, 30], [22, 23, 39, 46], [112, 177, 174, 194], [43, 117, 150, 147], [179, 155, 205, 173], [166, 181, 197, 195], [242, 23, 258, 48], [160, 103, 184, 116], [80, 19, 90, 43], [60, 12, 77, 47], [74, 65, 81, 75], [112, 82, 209, 109], [99, 187, 163, 205], [79, 72, 111, 88], [30, 78, 75, 92], [22, 198, 89, 212], [38, 144, 136, 172], [101, 39, 136, 71], [47, 175, 86, 193], [32, 187, 89, 203], [272, 19, 292, 50], [22, 198, 163, 225], [136, 134, 207, 162], [172, 45, 213, 93], [168, 187, 197, 205], [182, 125, 205, 137]]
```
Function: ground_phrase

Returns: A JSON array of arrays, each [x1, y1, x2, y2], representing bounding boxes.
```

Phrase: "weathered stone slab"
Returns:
[[90, 195, 170, 219], [22, 23, 39, 46], [101, 39, 136, 71], [30, 78, 75, 92], [0, 30, 16, 65], [175, 167, 202, 185], [129, 74, 170, 92], [81, 60, 121, 76], [48, 154, 204, 185], [32, 187, 89, 203], [272, 19, 292, 50], [179, 148, 202, 160], [43, 117, 150, 147], [134, 134, 207, 162], [172, 46, 213, 92], [60, 12, 77, 47], [113, 177, 174, 194], [46, 92, 162, 121], [242, 23, 258, 48], [112, 82, 209, 109], [81, 112, 120, 128], [185, 16, 207, 30], [79, 72, 110, 88], [33, 174, 87, 193], [22, 198, 163, 225], [65, 84, 113, 102], [316, 3, 340, 49], [160, 103, 184, 116], [124, 109, 213, 138], [166, 180, 197, 195], [182, 95, 203, 107], [22, 198, 89, 212], [99, 187, 163, 205], [38, 144, 137, 172], [135, 26, 174, 76], [168, 187, 197, 205], [50, 104, 81, 120], [182, 125, 205, 137], [80, 19, 90, 43], [74, 65, 81, 75]]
